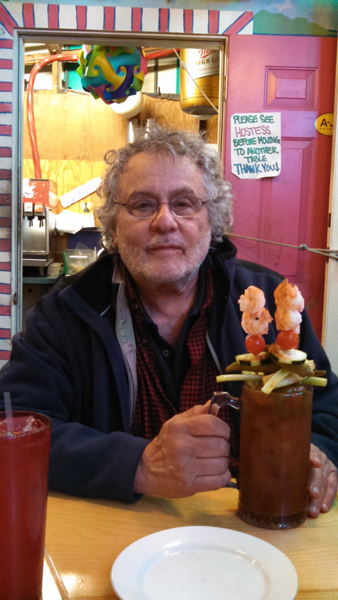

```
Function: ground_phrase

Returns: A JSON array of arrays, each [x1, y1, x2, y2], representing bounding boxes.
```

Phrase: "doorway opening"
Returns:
[[12, 29, 227, 333]]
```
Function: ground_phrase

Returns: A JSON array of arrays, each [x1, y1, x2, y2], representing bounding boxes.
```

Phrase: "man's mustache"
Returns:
[[145, 237, 188, 251]]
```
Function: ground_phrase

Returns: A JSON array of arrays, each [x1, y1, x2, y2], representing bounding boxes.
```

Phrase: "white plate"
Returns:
[[111, 526, 298, 600]]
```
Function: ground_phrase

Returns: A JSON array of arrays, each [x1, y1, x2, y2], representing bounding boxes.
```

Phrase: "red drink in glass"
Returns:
[[237, 383, 313, 529], [0, 411, 51, 599]]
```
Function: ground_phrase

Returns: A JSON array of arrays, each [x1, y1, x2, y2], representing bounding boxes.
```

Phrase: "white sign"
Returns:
[[60, 177, 101, 208], [231, 113, 281, 179]]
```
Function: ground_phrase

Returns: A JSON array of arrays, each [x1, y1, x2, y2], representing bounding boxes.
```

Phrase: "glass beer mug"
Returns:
[[210, 382, 313, 529]]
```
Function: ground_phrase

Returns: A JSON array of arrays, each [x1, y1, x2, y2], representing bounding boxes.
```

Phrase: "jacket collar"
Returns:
[[59, 252, 117, 315], [59, 237, 238, 315]]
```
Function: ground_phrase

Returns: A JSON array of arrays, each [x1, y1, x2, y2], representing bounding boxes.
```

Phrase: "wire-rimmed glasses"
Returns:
[[113, 196, 207, 219]]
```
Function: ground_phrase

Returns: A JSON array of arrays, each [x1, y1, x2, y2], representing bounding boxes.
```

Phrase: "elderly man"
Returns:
[[0, 125, 337, 517]]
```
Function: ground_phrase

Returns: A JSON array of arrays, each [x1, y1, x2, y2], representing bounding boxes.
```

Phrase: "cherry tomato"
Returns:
[[276, 330, 299, 350], [245, 335, 266, 355]]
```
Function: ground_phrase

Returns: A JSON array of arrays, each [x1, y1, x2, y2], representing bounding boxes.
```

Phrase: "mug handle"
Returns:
[[209, 391, 242, 416], [209, 391, 242, 490]]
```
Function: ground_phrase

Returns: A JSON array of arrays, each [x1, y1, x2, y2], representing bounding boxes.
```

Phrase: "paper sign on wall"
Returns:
[[60, 177, 101, 208], [231, 113, 281, 179]]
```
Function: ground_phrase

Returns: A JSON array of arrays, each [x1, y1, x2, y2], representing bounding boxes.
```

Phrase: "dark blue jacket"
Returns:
[[0, 238, 337, 502]]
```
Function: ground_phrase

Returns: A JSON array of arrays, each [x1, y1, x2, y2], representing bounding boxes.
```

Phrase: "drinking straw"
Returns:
[[4, 391, 14, 434]]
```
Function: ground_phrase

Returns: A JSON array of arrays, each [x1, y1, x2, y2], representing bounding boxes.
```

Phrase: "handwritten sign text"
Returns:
[[231, 113, 281, 179]]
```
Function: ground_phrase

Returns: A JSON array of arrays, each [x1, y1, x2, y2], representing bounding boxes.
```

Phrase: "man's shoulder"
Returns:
[[209, 239, 283, 297], [38, 252, 117, 316], [235, 258, 284, 281], [232, 259, 284, 304], [53, 252, 115, 291]]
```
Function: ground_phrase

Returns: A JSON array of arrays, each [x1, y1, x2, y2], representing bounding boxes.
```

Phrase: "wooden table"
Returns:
[[43, 488, 338, 600]]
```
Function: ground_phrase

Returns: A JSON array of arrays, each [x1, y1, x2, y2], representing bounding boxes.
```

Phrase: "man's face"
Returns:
[[113, 152, 211, 290]]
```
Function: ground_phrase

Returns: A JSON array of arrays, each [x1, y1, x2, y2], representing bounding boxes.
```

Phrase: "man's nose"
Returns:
[[150, 203, 178, 231]]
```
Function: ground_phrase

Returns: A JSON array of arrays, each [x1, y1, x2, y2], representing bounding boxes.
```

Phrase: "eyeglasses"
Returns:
[[113, 196, 207, 219]]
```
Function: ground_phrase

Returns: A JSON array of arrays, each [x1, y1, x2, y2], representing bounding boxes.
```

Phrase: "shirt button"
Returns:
[[163, 350, 169, 357]]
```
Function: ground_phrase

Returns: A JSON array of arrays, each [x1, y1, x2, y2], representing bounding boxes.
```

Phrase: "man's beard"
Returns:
[[117, 230, 212, 289]]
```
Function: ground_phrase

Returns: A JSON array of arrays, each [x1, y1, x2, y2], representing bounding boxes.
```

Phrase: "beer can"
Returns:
[[179, 48, 219, 117]]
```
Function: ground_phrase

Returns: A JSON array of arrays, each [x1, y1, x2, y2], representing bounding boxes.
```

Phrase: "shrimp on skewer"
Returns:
[[275, 308, 302, 334], [274, 279, 305, 349], [242, 307, 273, 336], [239, 286, 266, 315], [274, 279, 304, 313], [238, 286, 273, 354]]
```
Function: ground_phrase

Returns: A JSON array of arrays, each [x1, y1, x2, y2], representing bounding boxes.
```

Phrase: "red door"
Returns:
[[225, 36, 336, 340]]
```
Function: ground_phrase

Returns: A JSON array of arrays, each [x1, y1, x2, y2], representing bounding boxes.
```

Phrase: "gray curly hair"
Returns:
[[97, 124, 232, 253]]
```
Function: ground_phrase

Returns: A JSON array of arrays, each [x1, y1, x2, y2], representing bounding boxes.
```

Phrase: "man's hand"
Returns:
[[308, 443, 338, 518], [134, 402, 231, 497]]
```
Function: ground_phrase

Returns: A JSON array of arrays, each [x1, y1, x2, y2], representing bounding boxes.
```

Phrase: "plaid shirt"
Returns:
[[126, 267, 239, 478]]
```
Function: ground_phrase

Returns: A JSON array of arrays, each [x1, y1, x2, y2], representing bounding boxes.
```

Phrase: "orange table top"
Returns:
[[43, 488, 338, 600]]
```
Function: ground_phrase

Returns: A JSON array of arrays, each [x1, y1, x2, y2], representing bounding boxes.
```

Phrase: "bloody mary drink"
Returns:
[[237, 383, 313, 529], [0, 411, 51, 600]]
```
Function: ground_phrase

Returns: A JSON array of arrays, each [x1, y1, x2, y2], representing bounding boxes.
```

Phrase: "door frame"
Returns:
[[11, 28, 227, 333], [322, 40, 338, 374]]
